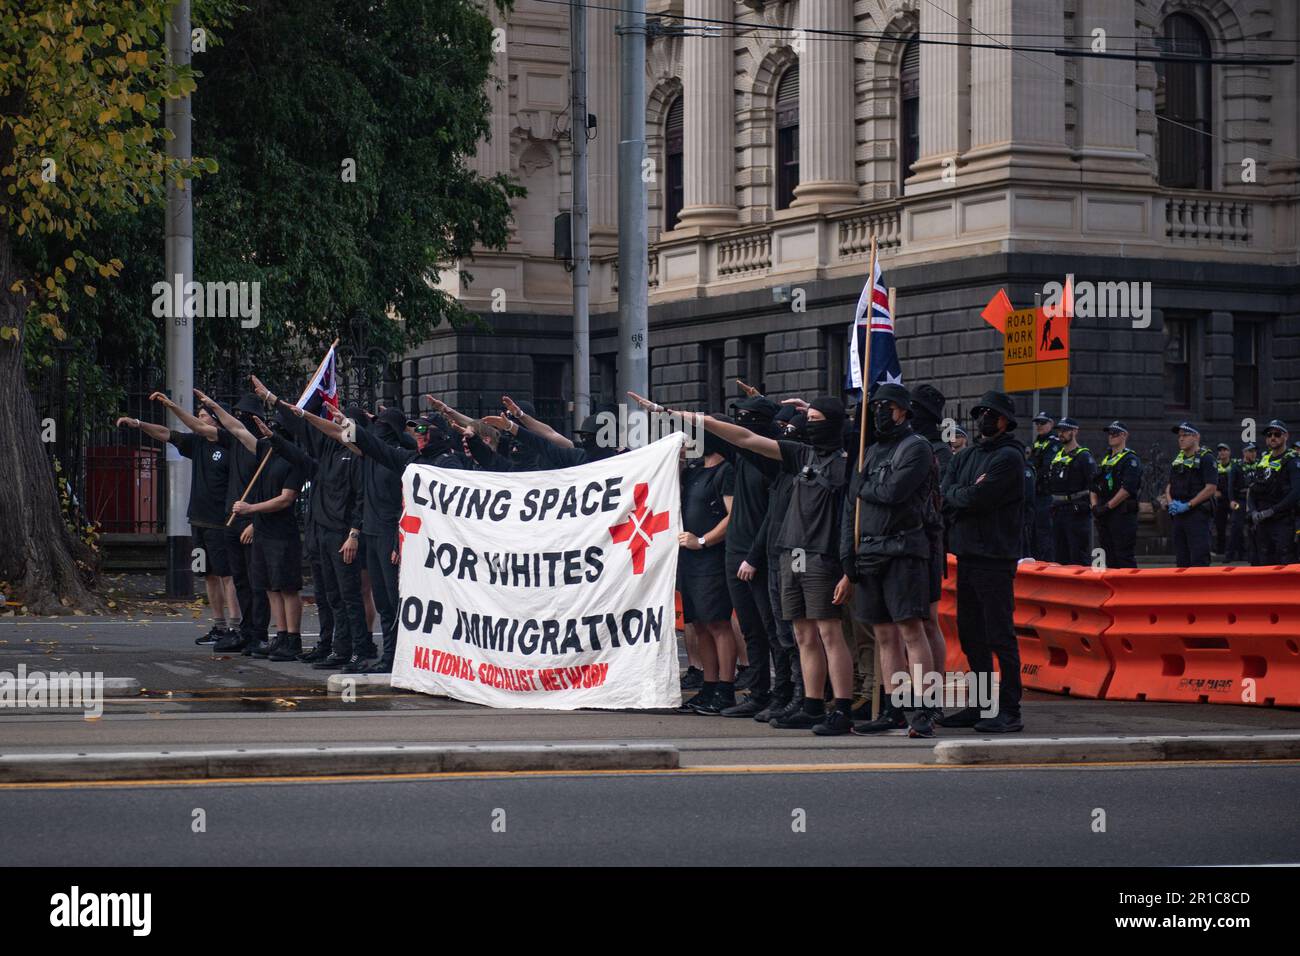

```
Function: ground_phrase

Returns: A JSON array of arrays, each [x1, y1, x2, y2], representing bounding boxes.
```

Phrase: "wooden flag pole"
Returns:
[[226, 448, 273, 527], [852, 236, 879, 718]]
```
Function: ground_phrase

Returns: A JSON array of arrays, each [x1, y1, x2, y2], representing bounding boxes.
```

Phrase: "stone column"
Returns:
[[589, 0, 620, 248], [1075, 0, 1147, 182], [910, 0, 969, 189], [471, 2, 511, 182], [791, 0, 859, 209], [677, 0, 738, 231], [967, 0, 1068, 174]]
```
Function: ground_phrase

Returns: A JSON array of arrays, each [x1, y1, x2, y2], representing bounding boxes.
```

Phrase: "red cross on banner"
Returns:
[[608, 482, 670, 575]]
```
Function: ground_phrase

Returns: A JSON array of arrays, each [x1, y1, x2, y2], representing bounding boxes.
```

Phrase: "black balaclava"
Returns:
[[805, 396, 846, 452], [873, 402, 903, 438], [576, 413, 615, 461], [977, 409, 1001, 439], [773, 405, 802, 441], [732, 396, 780, 438]]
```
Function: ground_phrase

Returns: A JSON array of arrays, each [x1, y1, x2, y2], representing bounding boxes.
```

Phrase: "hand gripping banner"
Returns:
[[391, 433, 686, 709]]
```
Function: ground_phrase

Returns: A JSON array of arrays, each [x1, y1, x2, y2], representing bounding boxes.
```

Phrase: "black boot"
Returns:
[[269, 633, 303, 662], [312, 652, 350, 670], [250, 633, 278, 659], [342, 654, 371, 674], [298, 638, 332, 663], [213, 628, 247, 653]]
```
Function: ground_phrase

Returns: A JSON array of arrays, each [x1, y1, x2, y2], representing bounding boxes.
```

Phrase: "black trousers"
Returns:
[[225, 526, 269, 642], [1031, 494, 1054, 561], [1255, 513, 1297, 565], [364, 526, 400, 661], [765, 550, 801, 702], [725, 550, 775, 699], [311, 524, 366, 657], [1172, 509, 1212, 567], [1226, 503, 1247, 562], [1213, 496, 1231, 553], [1095, 508, 1138, 569], [955, 559, 1021, 718], [1051, 502, 1091, 566]]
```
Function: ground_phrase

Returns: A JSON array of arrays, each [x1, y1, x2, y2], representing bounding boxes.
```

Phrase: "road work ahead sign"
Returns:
[[1004, 306, 1069, 392]]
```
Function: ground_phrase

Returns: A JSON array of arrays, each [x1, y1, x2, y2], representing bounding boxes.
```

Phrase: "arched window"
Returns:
[[665, 96, 684, 230], [899, 37, 920, 187], [1156, 13, 1213, 190], [775, 66, 799, 210]]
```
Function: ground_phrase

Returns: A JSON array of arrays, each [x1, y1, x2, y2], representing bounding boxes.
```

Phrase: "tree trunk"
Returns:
[[0, 231, 101, 614]]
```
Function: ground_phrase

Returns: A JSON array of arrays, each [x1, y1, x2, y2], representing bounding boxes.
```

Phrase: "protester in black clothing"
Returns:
[[637, 392, 856, 736], [249, 376, 366, 668], [150, 390, 271, 653], [294, 401, 463, 673], [907, 383, 951, 686], [713, 394, 780, 706], [839, 384, 938, 739], [120, 398, 238, 645], [937, 390, 1026, 734], [198, 391, 308, 662], [674, 436, 737, 714]]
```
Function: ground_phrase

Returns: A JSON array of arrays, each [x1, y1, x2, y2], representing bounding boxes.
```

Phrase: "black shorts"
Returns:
[[192, 524, 231, 578], [853, 555, 931, 625], [678, 555, 732, 624], [779, 551, 840, 621], [251, 533, 303, 592]]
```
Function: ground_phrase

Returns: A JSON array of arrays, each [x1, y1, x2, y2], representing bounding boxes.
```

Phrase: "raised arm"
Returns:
[[115, 415, 172, 444], [503, 395, 573, 448], [195, 388, 257, 454], [424, 395, 474, 429], [627, 390, 781, 459], [150, 391, 217, 439]]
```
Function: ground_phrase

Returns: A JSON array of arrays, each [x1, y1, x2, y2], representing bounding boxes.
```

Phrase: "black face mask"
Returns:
[[874, 405, 900, 436], [805, 419, 840, 450], [978, 411, 1001, 438]]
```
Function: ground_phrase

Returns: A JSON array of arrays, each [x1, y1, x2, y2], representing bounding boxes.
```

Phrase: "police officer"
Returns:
[[1212, 442, 1240, 559], [1238, 442, 1261, 564], [1047, 417, 1095, 565], [1028, 412, 1060, 561], [1164, 422, 1217, 567], [1248, 420, 1300, 565], [1091, 422, 1142, 568]]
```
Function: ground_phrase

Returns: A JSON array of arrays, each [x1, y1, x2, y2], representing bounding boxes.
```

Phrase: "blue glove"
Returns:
[[1168, 499, 1189, 516]]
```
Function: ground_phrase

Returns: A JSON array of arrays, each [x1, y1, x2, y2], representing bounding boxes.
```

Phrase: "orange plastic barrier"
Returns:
[[938, 556, 1115, 698], [1098, 565, 1300, 707]]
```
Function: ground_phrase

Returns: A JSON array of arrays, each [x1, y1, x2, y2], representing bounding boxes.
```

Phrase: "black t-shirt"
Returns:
[[680, 460, 734, 568], [170, 430, 229, 528], [251, 437, 306, 540], [775, 441, 849, 557], [724, 453, 774, 560], [215, 427, 261, 531]]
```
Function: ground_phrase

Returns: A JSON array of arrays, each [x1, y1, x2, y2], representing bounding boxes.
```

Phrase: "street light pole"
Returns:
[[164, 0, 194, 597], [616, 0, 648, 441], [570, 0, 592, 432]]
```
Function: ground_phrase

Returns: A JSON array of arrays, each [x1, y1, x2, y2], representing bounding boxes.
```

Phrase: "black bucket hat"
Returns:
[[971, 390, 1018, 429]]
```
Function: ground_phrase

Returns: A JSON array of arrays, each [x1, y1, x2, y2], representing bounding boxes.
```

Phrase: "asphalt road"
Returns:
[[2, 762, 1297, 866]]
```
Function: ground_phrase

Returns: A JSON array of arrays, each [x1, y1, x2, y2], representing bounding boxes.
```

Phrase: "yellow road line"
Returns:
[[0, 758, 1296, 791]]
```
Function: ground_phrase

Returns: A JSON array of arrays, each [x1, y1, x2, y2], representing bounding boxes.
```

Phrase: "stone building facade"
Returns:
[[406, 0, 1300, 462]]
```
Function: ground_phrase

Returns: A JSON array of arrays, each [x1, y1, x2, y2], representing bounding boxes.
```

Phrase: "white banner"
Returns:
[[391, 433, 686, 710]]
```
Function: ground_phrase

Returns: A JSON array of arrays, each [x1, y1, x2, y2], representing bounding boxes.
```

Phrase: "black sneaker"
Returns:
[[767, 697, 804, 724], [753, 697, 786, 722], [692, 686, 735, 715], [719, 696, 768, 718], [341, 654, 370, 674], [269, 634, 303, 662], [369, 656, 394, 675], [973, 712, 1023, 734], [679, 666, 704, 691], [770, 708, 825, 730], [195, 625, 222, 646], [906, 709, 936, 739], [312, 652, 351, 670], [249, 637, 275, 659], [733, 665, 758, 692], [851, 707, 909, 735], [850, 698, 874, 721], [298, 641, 332, 663], [212, 629, 247, 653], [239, 634, 260, 656], [813, 710, 852, 736], [356, 642, 379, 660], [934, 706, 982, 728], [677, 687, 709, 714]]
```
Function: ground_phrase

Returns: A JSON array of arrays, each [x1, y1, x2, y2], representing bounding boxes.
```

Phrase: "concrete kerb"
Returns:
[[933, 734, 1300, 765], [0, 743, 681, 783]]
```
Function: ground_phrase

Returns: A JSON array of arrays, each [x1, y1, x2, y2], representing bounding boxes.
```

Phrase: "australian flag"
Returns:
[[846, 256, 903, 397]]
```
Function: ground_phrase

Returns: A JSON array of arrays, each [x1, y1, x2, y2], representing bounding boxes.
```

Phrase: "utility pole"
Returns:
[[165, 0, 194, 597], [616, 0, 648, 440], [570, 0, 591, 432]]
